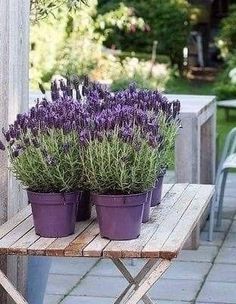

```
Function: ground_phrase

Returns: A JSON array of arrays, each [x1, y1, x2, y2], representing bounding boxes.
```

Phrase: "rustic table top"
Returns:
[[0, 184, 214, 260]]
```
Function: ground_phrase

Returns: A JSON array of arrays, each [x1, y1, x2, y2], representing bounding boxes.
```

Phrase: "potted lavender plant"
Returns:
[[79, 101, 162, 240], [0, 97, 87, 238], [114, 84, 181, 206]]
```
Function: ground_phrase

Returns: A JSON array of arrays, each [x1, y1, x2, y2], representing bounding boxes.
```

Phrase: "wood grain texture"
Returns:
[[0, 184, 214, 260]]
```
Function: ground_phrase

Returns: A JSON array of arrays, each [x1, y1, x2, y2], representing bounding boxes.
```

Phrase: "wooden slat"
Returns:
[[0, 205, 31, 239], [142, 184, 201, 258], [64, 221, 100, 256], [27, 237, 56, 256], [0, 215, 33, 254], [83, 184, 173, 257], [0, 269, 28, 304], [8, 228, 40, 255], [160, 185, 214, 259], [103, 184, 188, 258], [45, 218, 96, 256]]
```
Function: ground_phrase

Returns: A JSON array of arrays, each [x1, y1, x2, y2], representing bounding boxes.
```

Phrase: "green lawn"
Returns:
[[165, 77, 236, 156]]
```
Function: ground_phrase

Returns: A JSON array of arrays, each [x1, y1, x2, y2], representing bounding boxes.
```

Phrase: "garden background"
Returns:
[[30, 0, 236, 152]]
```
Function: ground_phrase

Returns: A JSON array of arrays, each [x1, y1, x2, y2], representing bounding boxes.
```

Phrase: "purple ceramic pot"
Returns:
[[76, 191, 92, 222], [142, 190, 152, 223], [91, 192, 146, 240], [27, 191, 80, 238], [151, 174, 164, 207]]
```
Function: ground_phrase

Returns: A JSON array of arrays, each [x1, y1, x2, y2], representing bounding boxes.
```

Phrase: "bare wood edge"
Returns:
[[144, 186, 214, 260], [141, 184, 201, 258], [0, 205, 31, 240], [45, 220, 96, 256]]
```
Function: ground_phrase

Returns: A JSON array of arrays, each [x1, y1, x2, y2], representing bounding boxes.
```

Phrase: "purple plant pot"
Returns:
[[91, 192, 146, 240], [76, 191, 92, 222], [27, 191, 80, 238], [151, 174, 164, 207], [142, 190, 152, 223]]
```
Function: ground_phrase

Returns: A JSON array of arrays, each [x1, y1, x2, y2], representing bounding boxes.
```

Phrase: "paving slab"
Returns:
[[89, 258, 146, 277], [220, 197, 236, 209], [222, 207, 236, 220], [43, 294, 62, 304], [230, 221, 236, 232], [197, 281, 236, 303], [70, 275, 126, 298], [223, 233, 236, 247], [203, 219, 231, 233], [215, 247, 236, 264], [207, 263, 236, 283], [200, 231, 225, 247], [46, 274, 82, 296], [163, 261, 211, 281], [177, 246, 218, 263], [62, 296, 191, 304], [149, 278, 202, 302], [49, 257, 99, 275], [61, 296, 114, 304]]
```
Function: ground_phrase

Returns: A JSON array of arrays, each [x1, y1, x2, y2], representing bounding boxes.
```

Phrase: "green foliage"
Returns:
[[80, 130, 159, 194], [30, 0, 148, 88], [30, 0, 87, 21], [215, 83, 236, 101], [10, 130, 81, 193], [98, 0, 192, 70], [216, 5, 236, 58]]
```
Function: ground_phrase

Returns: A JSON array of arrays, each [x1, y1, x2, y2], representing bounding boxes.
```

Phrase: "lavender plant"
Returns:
[[79, 105, 162, 194], [0, 97, 88, 193]]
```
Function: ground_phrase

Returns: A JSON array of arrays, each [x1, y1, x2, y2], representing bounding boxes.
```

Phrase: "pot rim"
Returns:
[[91, 191, 150, 198], [27, 190, 80, 196]]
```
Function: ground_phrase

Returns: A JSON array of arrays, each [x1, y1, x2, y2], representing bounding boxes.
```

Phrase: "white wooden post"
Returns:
[[0, 0, 30, 301]]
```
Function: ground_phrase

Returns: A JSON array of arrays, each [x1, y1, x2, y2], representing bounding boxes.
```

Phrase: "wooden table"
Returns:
[[0, 183, 214, 304], [167, 94, 216, 184]]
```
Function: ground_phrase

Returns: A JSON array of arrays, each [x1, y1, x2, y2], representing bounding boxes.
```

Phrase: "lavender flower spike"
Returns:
[[0, 140, 5, 151]]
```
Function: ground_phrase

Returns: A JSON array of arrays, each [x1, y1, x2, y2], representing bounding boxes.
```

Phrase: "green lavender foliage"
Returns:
[[10, 130, 81, 193], [80, 129, 160, 194]]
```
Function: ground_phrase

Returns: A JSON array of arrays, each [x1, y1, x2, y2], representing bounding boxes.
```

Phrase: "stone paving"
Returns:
[[43, 173, 236, 304]]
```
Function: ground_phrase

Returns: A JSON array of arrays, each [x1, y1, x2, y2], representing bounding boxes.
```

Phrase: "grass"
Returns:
[[164, 77, 236, 156]]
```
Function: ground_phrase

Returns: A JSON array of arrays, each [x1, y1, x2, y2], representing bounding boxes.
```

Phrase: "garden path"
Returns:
[[42, 171, 236, 304]]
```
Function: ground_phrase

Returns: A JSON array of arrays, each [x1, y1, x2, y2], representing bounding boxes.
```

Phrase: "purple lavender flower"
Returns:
[[32, 139, 40, 148], [0, 140, 5, 151], [12, 149, 19, 158]]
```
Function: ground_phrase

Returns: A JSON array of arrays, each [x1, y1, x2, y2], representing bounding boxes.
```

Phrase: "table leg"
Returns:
[[112, 258, 171, 304], [0, 268, 28, 304], [175, 116, 201, 183]]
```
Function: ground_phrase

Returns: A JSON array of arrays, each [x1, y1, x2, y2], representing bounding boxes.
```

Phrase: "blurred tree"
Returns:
[[30, 0, 87, 20], [97, 0, 192, 72]]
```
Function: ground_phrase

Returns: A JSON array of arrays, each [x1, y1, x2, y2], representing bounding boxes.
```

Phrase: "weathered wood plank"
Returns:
[[0, 206, 31, 240], [141, 184, 201, 258], [0, 216, 33, 254], [103, 184, 188, 258], [160, 185, 214, 259], [64, 222, 100, 257], [8, 228, 40, 255], [45, 217, 96, 256], [0, 269, 28, 304], [27, 237, 56, 256], [83, 184, 174, 257]]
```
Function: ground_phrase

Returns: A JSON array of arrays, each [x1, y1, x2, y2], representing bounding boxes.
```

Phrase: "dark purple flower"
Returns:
[[45, 155, 57, 166], [32, 139, 40, 148], [0, 140, 5, 151], [62, 143, 70, 154], [12, 149, 19, 158]]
